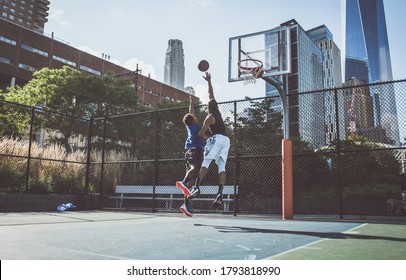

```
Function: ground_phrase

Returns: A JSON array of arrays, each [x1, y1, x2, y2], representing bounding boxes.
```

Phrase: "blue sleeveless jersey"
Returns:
[[185, 124, 205, 149]]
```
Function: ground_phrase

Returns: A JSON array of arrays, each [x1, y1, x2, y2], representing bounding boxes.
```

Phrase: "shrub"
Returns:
[[52, 172, 84, 194], [0, 137, 87, 194], [28, 178, 52, 194], [0, 160, 25, 193]]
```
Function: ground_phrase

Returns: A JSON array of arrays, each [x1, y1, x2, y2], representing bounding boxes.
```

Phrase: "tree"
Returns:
[[324, 136, 401, 190], [235, 97, 283, 156], [2, 66, 137, 151]]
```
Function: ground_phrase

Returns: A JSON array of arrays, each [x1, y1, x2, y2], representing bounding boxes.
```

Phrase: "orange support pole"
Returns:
[[282, 139, 293, 220]]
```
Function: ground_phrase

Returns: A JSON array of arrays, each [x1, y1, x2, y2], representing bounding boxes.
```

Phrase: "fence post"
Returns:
[[152, 110, 161, 213], [334, 89, 344, 219], [84, 116, 93, 194], [262, 76, 293, 220], [25, 107, 35, 192], [100, 107, 108, 198], [233, 101, 239, 216]]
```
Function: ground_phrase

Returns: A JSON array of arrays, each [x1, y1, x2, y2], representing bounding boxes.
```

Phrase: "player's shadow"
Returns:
[[193, 223, 406, 242]]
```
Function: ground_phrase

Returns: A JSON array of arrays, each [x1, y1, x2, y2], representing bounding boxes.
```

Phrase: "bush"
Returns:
[[343, 184, 400, 198], [28, 178, 52, 194], [0, 138, 88, 194], [0, 161, 25, 193], [52, 171, 84, 194]]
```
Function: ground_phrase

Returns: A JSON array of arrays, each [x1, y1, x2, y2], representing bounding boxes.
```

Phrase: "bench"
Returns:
[[110, 185, 238, 212]]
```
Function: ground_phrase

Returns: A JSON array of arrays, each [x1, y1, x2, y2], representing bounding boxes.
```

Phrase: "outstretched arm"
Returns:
[[188, 95, 195, 115], [198, 114, 214, 139], [203, 72, 214, 100]]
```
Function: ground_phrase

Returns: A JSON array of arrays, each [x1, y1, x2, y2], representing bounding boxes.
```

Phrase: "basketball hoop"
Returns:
[[237, 58, 264, 85]]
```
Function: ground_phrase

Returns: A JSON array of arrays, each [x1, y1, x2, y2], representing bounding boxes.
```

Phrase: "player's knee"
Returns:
[[199, 166, 209, 177], [217, 159, 227, 173]]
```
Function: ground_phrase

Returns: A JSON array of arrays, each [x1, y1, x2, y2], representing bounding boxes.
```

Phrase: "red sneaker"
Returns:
[[180, 203, 193, 217], [176, 181, 191, 197]]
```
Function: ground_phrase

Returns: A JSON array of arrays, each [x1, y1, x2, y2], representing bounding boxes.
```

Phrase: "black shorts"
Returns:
[[185, 147, 203, 170]]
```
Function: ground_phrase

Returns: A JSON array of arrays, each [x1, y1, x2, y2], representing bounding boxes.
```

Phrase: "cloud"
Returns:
[[123, 58, 157, 80], [48, 9, 71, 27], [185, 0, 213, 7], [74, 47, 157, 80], [77, 45, 121, 66], [194, 82, 221, 104]]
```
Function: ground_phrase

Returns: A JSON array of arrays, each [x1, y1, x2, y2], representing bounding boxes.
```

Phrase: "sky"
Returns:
[[44, 0, 406, 141]]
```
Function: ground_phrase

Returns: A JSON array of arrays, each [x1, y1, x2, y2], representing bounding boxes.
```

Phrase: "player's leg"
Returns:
[[176, 149, 193, 197], [180, 197, 193, 217], [184, 164, 198, 187], [212, 136, 230, 208], [212, 163, 226, 208], [190, 166, 209, 197], [190, 139, 216, 197]]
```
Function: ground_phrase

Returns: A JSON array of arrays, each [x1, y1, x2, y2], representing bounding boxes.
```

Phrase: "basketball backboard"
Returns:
[[228, 26, 291, 82]]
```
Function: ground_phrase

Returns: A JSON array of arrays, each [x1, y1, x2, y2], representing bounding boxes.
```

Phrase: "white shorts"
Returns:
[[202, 134, 230, 173]]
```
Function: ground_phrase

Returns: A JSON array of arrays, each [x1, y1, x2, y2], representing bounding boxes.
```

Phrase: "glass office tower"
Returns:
[[344, 0, 392, 82], [343, 0, 399, 144], [266, 20, 325, 148]]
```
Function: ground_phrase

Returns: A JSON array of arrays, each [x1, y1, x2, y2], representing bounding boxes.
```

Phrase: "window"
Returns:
[[52, 55, 76, 67], [21, 43, 48, 57], [0, 57, 14, 65], [80, 65, 101, 76], [0, 36, 16, 46], [18, 63, 37, 72]]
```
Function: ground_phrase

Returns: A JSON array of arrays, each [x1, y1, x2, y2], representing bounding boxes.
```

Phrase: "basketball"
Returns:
[[198, 60, 210, 72]]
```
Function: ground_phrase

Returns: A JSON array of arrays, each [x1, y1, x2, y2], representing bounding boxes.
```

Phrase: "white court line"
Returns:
[[262, 223, 369, 260], [66, 248, 133, 260], [244, 255, 257, 260], [236, 245, 252, 251]]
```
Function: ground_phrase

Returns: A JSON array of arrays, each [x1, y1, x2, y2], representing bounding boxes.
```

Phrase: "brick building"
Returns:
[[0, 17, 197, 107], [0, 0, 50, 34]]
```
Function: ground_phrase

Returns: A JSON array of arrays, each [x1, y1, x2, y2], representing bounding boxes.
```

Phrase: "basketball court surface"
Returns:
[[1, 210, 405, 260]]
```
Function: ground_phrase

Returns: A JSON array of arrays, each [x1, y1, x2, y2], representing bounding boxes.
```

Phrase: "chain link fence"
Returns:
[[1, 79, 405, 217], [0, 101, 90, 196]]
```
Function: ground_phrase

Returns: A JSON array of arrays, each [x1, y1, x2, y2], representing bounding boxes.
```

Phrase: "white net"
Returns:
[[238, 59, 263, 86]]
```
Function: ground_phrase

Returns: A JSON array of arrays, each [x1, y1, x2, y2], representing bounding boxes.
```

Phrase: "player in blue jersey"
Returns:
[[176, 96, 205, 217]]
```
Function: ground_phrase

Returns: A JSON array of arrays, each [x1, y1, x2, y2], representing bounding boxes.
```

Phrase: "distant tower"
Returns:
[[0, 0, 50, 34], [164, 39, 185, 90], [307, 25, 345, 144], [343, 0, 399, 144], [267, 19, 325, 148]]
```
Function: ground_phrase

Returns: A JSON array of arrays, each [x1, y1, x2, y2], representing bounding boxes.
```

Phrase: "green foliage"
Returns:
[[343, 184, 401, 198], [28, 178, 52, 194], [52, 172, 84, 194], [234, 97, 283, 156], [0, 137, 87, 194], [1, 66, 137, 151], [0, 158, 25, 193], [323, 136, 401, 186]]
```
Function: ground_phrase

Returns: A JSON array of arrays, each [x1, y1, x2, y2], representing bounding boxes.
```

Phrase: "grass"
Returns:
[[0, 137, 128, 194]]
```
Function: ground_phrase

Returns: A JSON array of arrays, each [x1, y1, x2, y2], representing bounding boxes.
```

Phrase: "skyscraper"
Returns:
[[343, 0, 399, 144], [307, 25, 345, 144], [343, 0, 392, 83], [0, 0, 50, 34], [266, 19, 325, 147], [164, 39, 185, 90]]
